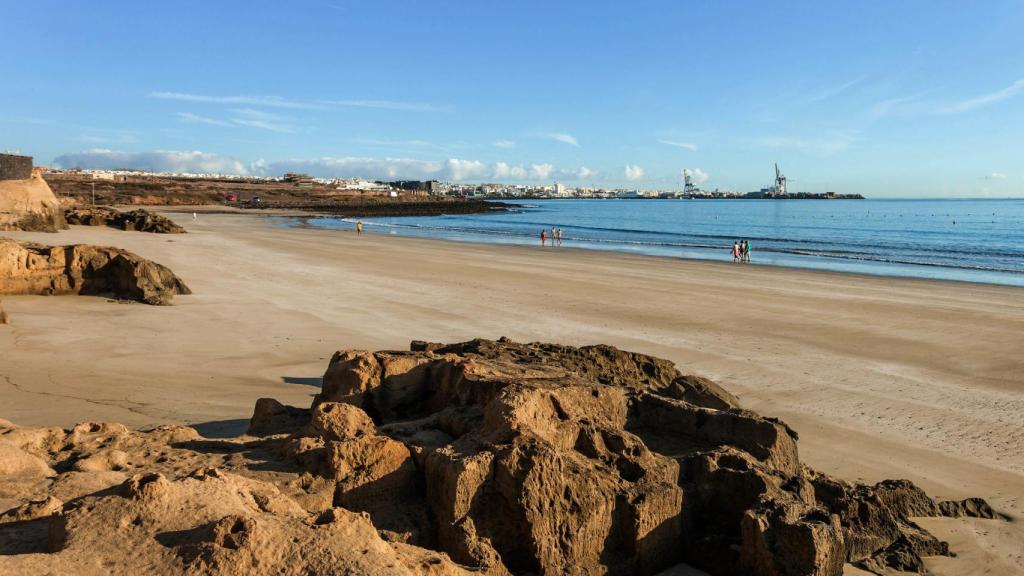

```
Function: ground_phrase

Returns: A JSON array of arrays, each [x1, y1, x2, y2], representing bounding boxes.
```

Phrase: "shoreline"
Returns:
[[2, 211, 1023, 574], [290, 214, 1024, 290]]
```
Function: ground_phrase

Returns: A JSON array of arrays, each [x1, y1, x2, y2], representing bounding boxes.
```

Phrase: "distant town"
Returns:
[[40, 162, 864, 200]]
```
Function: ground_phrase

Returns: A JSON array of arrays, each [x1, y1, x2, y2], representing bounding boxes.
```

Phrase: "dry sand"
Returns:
[[1, 212, 1022, 574]]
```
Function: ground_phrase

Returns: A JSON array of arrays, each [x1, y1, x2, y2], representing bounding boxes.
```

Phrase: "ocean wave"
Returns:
[[306, 217, 1024, 275]]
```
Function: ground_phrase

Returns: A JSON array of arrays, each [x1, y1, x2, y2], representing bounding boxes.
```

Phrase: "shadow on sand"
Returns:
[[281, 376, 323, 388], [189, 418, 249, 439]]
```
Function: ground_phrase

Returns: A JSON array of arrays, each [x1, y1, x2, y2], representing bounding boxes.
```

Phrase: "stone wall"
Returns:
[[0, 154, 33, 180]]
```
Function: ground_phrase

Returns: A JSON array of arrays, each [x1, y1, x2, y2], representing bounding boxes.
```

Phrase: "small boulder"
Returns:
[[248, 398, 310, 436], [304, 402, 376, 442]]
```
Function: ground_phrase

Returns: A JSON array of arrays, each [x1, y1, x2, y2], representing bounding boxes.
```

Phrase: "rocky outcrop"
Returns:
[[0, 169, 66, 232], [65, 206, 186, 233], [0, 238, 190, 305], [0, 339, 998, 576]]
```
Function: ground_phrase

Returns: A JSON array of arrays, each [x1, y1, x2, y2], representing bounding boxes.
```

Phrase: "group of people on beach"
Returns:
[[541, 227, 564, 247], [731, 240, 751, 262]]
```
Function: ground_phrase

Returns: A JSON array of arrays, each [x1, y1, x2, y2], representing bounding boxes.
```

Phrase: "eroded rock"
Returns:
[[0, 238, 190, 305], [0, 338, 998, 576], [0, 169, 66, 232], [65, 207, 186, 234]]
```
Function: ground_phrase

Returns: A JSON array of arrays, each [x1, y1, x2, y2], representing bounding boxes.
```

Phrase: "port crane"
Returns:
[[774, 163, 788, 196]]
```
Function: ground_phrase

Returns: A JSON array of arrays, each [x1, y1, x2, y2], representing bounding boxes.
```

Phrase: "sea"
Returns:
[[298, 198, 1024, 287]]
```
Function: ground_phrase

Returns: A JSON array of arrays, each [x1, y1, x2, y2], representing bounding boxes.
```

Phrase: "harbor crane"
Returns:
[[774, 163, 788, 196]]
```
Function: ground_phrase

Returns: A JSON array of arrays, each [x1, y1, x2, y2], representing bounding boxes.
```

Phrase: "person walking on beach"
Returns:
[[551, 227, 557, 246], [732, 241, 740, 262], [540, 229, 547, 246], [741, 240, 750, 262], [356, 221, 363, 235], [556, 228, 563, 246]]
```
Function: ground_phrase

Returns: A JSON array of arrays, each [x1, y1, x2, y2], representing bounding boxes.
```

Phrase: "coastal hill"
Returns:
[[0, 339, 996, 575], [44, 171, 505, 217]]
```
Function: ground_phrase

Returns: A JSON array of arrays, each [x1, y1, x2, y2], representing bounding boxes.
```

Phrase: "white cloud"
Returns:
[[753, 130, 859, 156], [176, 109, 296, 132], [803, 75, 867, 104], [55, 149, 577, 183], [869, 94, 926, 118], [988, 172, 1008, 180], [544, 132, 580, 147], [682, 168, 709, 184], [176, 112, 233, 127], [530, 163, 554, 180], [939, 79, 1024, 114], [577, 166, 594, 179], [657, 139, 699, 151], [871, 79, 1024, 117], [267, 157, 559, 181], [228, 108, 296, 133], [492, 139, 516, 148], [445, 158, 490, 180], [149, 91, 449, 112], [624, 164, 644, 181], [54, 149, 250, 175]]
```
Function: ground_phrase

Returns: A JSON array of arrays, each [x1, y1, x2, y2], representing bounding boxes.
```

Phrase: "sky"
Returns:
[[1, 0, 1023, 197]]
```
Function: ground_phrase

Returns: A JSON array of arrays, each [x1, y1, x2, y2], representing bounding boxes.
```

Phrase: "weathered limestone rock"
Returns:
[[302, 401, 376, 442], [0, 339, 1000, 576], [0, 169, 66, 232], [316, 350, 381, 406], [65, 206, 186, 233], [0, 238, 190, 305], [247, 398, 309, 436]]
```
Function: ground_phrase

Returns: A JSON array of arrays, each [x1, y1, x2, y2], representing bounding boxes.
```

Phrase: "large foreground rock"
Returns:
[[0, 237, 190, 304], [0, 169, 66, 232], [65, 206, 186, 233], [0, 339, 998, 576]]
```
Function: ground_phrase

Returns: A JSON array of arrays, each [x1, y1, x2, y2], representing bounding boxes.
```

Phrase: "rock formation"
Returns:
[[0, 168, 66, 232], [65, 206, 186, 234], [0, 339, 998, 576], [0, 238, 190, 305]]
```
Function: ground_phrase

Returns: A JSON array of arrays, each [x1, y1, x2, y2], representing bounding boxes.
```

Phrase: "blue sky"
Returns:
[[1, 0, 1023, 196]]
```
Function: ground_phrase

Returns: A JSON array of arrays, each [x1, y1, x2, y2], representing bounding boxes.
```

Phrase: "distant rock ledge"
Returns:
[[0, 338, 997, 575], [0, 238, 190, 305], [64, 206, 186, 234]]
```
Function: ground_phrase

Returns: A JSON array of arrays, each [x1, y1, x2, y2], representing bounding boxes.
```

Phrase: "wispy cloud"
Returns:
[[544, 132, 580, 147], [871, 79, 1024, 117], [320, 99, 451, 112], [752, 130, 860, 156], [938, 79, 1024, 114], [176, 112, 233, 127], [624, 164, 644, 181], [657, 139, 699, 151], [869, 93, 926, 118], [803, 75, 867, 104], [227, 108, 296, 133], [149, 91, 450, 112], [986, 172, 1008, 180], [492, 139, 516, 149]]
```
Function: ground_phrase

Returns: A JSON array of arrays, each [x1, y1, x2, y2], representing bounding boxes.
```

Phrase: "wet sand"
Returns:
[[2, 212, 1022, 574]]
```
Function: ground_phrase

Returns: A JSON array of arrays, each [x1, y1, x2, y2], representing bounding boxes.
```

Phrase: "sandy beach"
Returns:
[[2, 211, 1022, 574]]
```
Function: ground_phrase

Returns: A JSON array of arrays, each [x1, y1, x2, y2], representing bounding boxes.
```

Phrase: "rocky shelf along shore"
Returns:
[[0, 338, 999, 575], [0, 237, 190, 306]]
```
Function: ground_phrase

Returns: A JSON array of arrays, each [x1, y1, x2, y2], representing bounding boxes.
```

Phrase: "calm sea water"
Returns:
[[301, 198, 1024, 286]]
